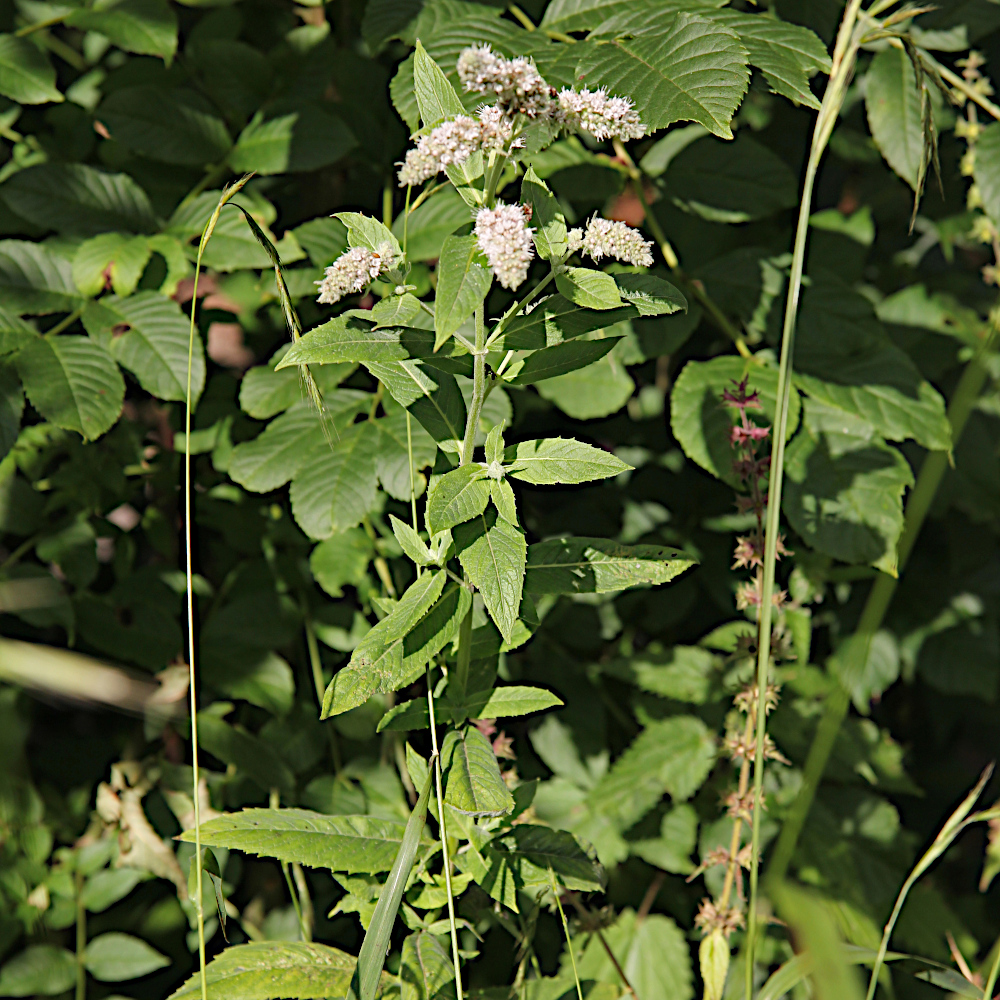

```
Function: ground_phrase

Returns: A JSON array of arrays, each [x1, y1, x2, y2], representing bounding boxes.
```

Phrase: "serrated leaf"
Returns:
[[534, 348, 635, 420], [490, 477, 517, 523], [865, 47, 924, 191], [426, 464, 490, 533], [524, 537, 695, 594], [454, 508, 526, 642], [371, 362, 466, 449], [81, 292, 204, 404], [0, 240, 82, 314], [783, 399, 913, 575], [540, 0, 725, 33], [492, 824, 605, 892], [587, 716, 715, 831], [0, 363, 23, 463], [506, 337, 620, 385], [97, 85, 232, 166], [83, 933, 169, 982], [16, 335, 123, 441], [504, 437, 631, 485], [321, 571, 448, 717], [555, 267, 623, 310], [168, 942, 362, 1000], [794, 275, 950, 451], [614, 273, 687, 316], [434, 234, 491, 349], [66, 0, 178, 61], [975, 120, 1000, 224], [441, 725, 514, 816], [390, 514, 434, 565], [178, 809, 414, 873], [279, 317, 449, 369], [576, 13, 749, 138], [336, 212, 404, 261], [522, 166, 567, 260], [413, 39, 465, 127], [290, 422, 379, 539], [0, 34, 62, 105], [400, 931, 454, 1000], [670, 354, 800, 488], [389, 0, 524, 130], [229, 106, 356, 175]]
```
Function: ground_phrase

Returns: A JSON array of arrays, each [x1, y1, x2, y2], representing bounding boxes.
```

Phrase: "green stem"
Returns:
[[550, 870, 584, 1000], [746, 2, 864, 992], [45, 308, 83, 338], [15, 13, 67, 36], [305, 614, 341, 771], [427, 664, 464, 1000], [485, 266, 558, 348], [75, 869, 86, 1000], [460, 306, 488, 466], [765, 331, 997, 888], [984, 941, 1000, 1000]]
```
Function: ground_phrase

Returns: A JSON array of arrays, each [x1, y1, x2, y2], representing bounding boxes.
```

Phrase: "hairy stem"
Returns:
[[746, 2, 864, 991]]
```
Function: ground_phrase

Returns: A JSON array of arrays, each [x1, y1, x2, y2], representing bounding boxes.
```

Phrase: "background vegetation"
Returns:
[[1, 0, 1000, 998]]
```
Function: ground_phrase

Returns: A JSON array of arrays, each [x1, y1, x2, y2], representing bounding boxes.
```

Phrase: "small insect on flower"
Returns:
[[475, 202, 535, 290]]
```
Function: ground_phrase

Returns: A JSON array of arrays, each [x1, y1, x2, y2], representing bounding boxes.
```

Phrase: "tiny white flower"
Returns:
[[557, 87, 646, 141], [457, 45, 553, 118], [397, 115, 483, 187], [475, 202, 535, 290], [577, 216, 653, 268], [316, 241, 395, 304]]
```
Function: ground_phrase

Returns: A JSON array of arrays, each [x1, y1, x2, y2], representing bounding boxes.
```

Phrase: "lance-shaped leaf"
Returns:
[[400, 931, 455, 1000], [578, 12, 749, 138], [322, 571, 447, 717], [426, 464, 491, 533], [865, 46, 924, 191], [389, 514, 434, 566], [81, 292, 205, 404], [504, 437, 631, 485], [290, 422, 379, 539], [555, 267, 623, 310], [434, 234, 492, 350], [491, 478, 517, 523], [168, 942, 362, 1000], [369, 361, 466, 449], [454, 508, 526, 642], [413, 39, 464, 127], [505, 337, 620, 385], [401, 580, 471, 673], [441, 726, 514, 817], [614, 273, 687, 316], [178, 809, 414, 873], [279, 316, 451, 368], [349, 766, 434, 1000], [975, 121, 1000, 224], [83, 933, 169, 982], [16, 335, 124, 441], [522, 166, 567, 261], [498, 294, 636, 350], [453, 684, 563, 722], [524, 537, 696, 595]]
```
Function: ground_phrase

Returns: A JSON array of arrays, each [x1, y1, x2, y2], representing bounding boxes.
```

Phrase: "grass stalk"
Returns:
[[745, 3, 865, 992], [550, 869, 584, 1000], [184, 175, 254, 1000], [427, 664, 464, 1000]]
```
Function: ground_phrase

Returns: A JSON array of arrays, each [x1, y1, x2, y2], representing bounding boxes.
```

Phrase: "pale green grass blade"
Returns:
[[348, 761, 434, 1000]]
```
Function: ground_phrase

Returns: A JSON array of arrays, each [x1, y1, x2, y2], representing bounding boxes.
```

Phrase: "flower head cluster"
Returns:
[[457, 45, 553, 118], [397, 105, 516, 187], [557, 87, 646, 141], [568, 216, 654, 267], [316, 243, 394, 305], [695, 899, 744, 937], [475, 202, 535, 290]]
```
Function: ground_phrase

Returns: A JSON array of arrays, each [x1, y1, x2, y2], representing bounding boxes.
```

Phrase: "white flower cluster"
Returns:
[[557, 87, 646, 141], [397, 105, 516, 187], [457, 45, 553, 118], [568, 217, 653, 268], [316, 243, 394, 304], [475, 202, 535, 290]]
